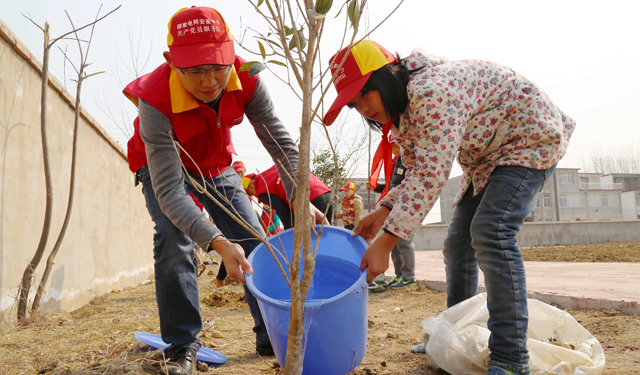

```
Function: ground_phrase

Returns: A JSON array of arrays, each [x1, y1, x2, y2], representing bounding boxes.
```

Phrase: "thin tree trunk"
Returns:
[[283, 2, 319, 372], [17, 23, 53, 320], [31, 64, 84, 313]]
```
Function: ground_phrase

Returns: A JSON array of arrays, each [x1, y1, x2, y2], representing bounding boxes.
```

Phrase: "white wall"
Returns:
[[415, 221, 640, 251], [1, 20, 154, 326]]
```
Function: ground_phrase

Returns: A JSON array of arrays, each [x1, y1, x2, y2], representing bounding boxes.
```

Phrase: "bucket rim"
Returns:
[[245, 225, 369, 311]]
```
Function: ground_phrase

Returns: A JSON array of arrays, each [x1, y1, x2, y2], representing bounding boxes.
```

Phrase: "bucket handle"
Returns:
[[362, 268, 378, 289], [365, 281, 379, 290]]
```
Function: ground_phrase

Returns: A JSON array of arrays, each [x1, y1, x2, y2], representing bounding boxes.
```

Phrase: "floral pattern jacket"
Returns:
[[380, 49, 576, 240]]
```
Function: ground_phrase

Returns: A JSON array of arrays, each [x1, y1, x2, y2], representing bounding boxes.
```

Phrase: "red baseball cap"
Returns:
[[232, 160, 246, 172], [167, 6, 235, 68], [323, 40, 397, 126], [339, 181, 356, 191], [242, 173, 256, 191]]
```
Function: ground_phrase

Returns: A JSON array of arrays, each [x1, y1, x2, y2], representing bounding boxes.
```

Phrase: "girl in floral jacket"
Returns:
[[323, 40, 575, 375]]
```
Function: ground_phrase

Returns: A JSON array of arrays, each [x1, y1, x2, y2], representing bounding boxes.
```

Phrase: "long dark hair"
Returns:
[[349, 54, 412, 131]]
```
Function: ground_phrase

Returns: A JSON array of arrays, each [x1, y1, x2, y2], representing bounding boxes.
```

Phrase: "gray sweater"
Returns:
[[139, 75, 299, 249]]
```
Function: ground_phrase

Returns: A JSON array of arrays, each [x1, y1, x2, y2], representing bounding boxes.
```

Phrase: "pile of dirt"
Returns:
[[1, 242, 639, 374], [201, 290, 246, 309]]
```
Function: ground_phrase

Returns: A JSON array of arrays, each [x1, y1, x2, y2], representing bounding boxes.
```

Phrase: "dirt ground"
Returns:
[[1, 241, 639, 375]]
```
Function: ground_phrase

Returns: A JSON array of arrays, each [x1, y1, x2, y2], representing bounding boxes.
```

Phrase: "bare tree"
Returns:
[[311, 114, 369, 179], [311, 115, 369, 221], [17, 5, 120, 321], [236, 1, 403, 373], [580, 145, 640, 174]]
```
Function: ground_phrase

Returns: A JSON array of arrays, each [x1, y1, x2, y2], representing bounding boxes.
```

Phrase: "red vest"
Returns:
[[254, 165, 289, 205], [254, 165, 331, 205], [125, 56, 258, 176]]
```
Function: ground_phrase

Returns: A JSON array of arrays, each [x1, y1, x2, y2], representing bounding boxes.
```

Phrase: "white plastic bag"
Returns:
[[421, 293, 605, 375]]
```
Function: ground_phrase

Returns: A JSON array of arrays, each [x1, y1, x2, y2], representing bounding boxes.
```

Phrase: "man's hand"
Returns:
[[210, 238, 253, 284], [365, 182, 374, 191], [291, 199, 331, 226], [351, 206, 391, 243], [310, 202, 330, 225], [360, 232, 399, 283]]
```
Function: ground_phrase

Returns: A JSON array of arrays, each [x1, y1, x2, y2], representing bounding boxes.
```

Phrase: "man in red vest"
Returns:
[[124, 6, 326, 374], [243, 165, 333, 229]]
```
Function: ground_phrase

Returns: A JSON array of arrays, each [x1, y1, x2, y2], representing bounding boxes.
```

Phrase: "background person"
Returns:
[[233, 160, 246, 178], [243, 164, 333, 229], [257, 203, 282, 237], [323, 40, 575, 375], [367, 134, 416, 288], [334, 181, 363, 231]]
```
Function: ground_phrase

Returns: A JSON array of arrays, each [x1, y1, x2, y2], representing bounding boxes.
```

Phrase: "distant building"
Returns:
[[439, 168, 640, 223]]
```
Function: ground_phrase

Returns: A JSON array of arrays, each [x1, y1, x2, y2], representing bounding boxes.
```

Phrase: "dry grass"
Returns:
[[1, 243, 639, 374], [521, 241, 640, 263]]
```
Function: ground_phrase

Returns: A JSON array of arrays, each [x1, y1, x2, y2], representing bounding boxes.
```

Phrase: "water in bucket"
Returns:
[[246, 226, 369, 374]]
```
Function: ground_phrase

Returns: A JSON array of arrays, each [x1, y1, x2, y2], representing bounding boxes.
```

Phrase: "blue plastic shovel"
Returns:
[[134, 332, 227, 365]]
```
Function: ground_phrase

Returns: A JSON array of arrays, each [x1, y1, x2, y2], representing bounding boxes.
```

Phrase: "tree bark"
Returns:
[[282, 1, 320, 372], [17, 23, 53, 320], [31, 59, 84, 314]]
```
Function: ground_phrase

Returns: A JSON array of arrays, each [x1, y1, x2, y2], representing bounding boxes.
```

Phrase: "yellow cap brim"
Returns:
[[242, 176, 251, 190]]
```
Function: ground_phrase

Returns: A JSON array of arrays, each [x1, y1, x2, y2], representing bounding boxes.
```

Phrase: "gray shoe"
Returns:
[[387, 277, 401, 287], [486, 366, 529, 375], [410, 343, 426, 354], [391, 278, 417, 289]]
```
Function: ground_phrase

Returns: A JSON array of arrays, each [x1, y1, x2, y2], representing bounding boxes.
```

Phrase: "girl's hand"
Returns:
[[351, 206, 391, 243], [210, 238, 253, 284], [360, 232, 399, 283]]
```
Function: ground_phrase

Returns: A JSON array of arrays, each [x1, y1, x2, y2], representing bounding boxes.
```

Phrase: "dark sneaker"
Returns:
[[256, 341, 275, 356], [390, 278, 417, 289], [163, 347, 197, 375], [486, 366, 524, 375], [387, 277, 402, 287]]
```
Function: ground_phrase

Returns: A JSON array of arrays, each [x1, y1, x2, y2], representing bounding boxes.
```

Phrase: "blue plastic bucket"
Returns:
[[246, 225, 369, 374]]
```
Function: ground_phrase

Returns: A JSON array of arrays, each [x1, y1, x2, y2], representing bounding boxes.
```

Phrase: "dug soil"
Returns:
[[1, 242, 639, 374]]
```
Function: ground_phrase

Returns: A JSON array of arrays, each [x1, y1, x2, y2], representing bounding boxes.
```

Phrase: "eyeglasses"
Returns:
[[180, 65, 232, 80]]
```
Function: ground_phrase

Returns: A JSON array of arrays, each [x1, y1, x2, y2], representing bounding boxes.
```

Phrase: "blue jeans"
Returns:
[[443, 165, 555, 374], [138, 165, 269, 355]]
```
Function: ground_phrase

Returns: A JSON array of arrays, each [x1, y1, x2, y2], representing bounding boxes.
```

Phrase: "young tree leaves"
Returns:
[[239, 61, 267, 77], [307, 9, 325, 20], [315, 0, 334, 14], [348, 0, 360, 30], [288, 28, 307, 51], [284, 25, 295, 36]]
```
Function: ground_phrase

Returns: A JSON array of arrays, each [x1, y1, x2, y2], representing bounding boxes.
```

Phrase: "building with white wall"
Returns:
[[439, 168, 640, 223]]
